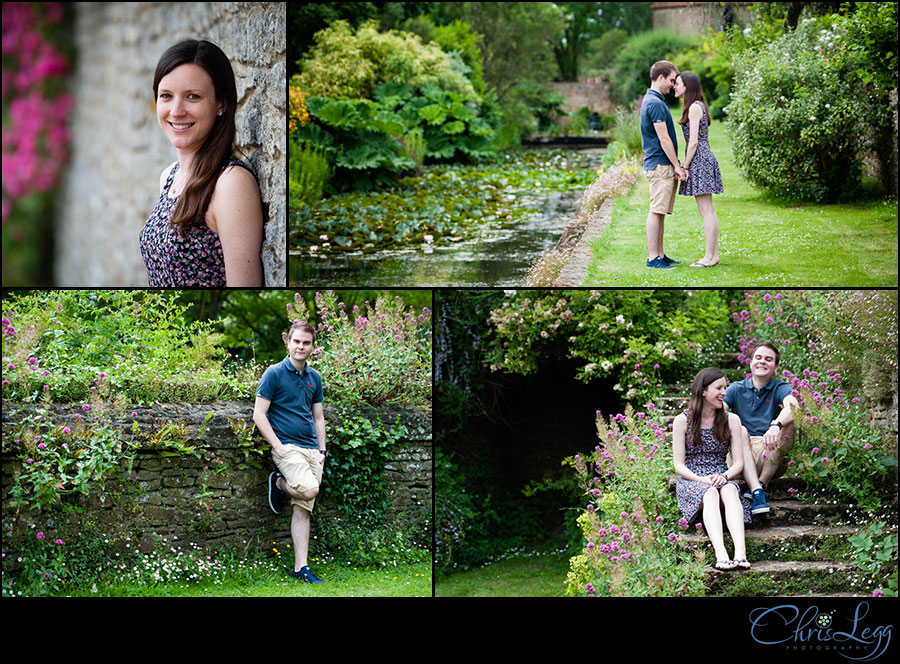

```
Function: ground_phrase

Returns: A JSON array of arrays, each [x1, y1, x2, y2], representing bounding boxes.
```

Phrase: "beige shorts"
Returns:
[[273, 445, 322, 513], [645, 164, 677, 215], [728, 434, 793, 479]]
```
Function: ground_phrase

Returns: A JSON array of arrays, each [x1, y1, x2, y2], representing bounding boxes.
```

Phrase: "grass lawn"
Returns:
[[584, 117, 898, 286], [435, 550, 571, 597], [61, 560, 433, 598]]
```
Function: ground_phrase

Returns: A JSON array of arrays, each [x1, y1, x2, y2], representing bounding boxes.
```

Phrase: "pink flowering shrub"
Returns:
[[286, 290, 431, 407], [783, 369, 897, 511], [564, 407, 706, 596], [730, 290, 898, 510], [2, 2, 73, 283]]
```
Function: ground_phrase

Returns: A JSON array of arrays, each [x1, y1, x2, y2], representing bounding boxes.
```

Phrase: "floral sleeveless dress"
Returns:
[[676, 410, 751, 525], [139, 158, 253, 286], [678, 101, 723, 197]]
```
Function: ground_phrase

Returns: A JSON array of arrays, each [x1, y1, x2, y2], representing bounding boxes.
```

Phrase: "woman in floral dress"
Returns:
[[674, 72, 723, 268], [672, 368, 751, 571], [140, 39, 263, 286]]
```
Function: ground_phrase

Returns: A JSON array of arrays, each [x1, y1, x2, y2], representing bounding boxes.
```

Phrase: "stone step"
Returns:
[[681, 523, 857, 548], [705, 559, 864, 597]]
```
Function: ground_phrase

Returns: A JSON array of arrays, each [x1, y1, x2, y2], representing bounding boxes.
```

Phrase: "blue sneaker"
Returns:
[[292, 565, 323, 583], [660, 254, 682, 265], [750, 487, 770, 515], [646, 257, 675, 269], [743, 481, 766, 502], [268, 472, 284, 514]]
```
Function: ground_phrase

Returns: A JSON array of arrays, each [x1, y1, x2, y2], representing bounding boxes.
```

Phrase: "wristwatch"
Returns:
[[770, 420, 783, 430], [319, 449, 327, 457]]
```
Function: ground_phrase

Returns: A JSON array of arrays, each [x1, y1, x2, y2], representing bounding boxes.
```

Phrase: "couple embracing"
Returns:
[[641, 60, 722, 269]]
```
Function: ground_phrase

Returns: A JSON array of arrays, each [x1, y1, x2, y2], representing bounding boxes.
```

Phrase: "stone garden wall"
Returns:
[[1, 401, 432, 555], [55, 2, 286, 286]]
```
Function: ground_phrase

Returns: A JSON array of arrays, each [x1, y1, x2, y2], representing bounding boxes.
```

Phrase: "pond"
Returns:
[[290, 145, 607, 287]]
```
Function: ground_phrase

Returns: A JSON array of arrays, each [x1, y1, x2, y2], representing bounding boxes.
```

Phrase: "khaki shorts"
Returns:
[[728, 434, 793, 479], [273, 445, 322, 513], [645, 164, 677, 215]]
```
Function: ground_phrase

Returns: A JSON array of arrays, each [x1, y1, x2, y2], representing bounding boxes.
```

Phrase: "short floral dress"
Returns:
[[139, 158, 254, 286], [678, 101, 723, 197], [676, 410, 751, 525]]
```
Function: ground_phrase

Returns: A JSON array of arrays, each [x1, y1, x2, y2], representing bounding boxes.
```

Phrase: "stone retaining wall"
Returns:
[[1, 401, 431, 554]]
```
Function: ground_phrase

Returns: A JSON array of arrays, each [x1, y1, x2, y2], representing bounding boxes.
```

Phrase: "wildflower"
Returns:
[[36, 532, 45, 539]]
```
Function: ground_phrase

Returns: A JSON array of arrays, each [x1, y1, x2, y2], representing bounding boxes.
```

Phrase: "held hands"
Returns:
[[703, 473, 728, 486], [675, 166, 689, 181]]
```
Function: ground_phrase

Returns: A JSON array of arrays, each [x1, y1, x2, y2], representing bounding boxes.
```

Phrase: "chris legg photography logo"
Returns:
[[748, 601, 894, 660]]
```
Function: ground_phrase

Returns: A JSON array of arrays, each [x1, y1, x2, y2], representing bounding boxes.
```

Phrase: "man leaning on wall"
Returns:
[[253, 321, 327, 583]]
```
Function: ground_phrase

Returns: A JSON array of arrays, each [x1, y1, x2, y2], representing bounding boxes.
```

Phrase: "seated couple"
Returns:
[[672, 342, 799, 572]]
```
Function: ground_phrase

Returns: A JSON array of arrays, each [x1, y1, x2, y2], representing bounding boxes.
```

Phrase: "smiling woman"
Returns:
[[140, 39, 264, 287]]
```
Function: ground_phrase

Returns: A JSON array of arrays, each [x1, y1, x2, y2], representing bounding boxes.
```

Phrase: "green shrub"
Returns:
[[288, 138, 332, 207], [605, 30, 694, 107], [601, 103, 643, 168], [285, 290, 432, 407], [564, 407, 707, 597], [297, 19, 477, 102], [725, 16, 888, 202], [485, 289, 734, 407]]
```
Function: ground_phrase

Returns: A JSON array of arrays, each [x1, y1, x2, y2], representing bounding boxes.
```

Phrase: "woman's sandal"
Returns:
[[733, 558, 751, 570], [714, 560, 736, 571]]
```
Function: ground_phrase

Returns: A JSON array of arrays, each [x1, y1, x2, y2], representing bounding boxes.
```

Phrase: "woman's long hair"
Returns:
[[677, 71, 712, 126], [687, 367, 730, 447], [153, 39, 237, 236]]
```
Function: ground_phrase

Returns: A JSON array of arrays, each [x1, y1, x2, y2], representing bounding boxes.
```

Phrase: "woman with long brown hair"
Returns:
[[672, 368, 751, 571], [140, 39, 263, 286], [673, 71, 723, 268]]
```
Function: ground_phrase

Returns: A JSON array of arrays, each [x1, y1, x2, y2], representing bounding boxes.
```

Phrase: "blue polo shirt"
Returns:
[[724, 378, 792, 436], [640, 88, 678, 170], [256, 356, 324, 449]]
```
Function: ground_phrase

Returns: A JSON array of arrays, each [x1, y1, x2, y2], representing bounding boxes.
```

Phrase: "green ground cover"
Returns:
[[65, 560, 433, 598], [583, 119, 898, 286], [435, 549, 570, 597]]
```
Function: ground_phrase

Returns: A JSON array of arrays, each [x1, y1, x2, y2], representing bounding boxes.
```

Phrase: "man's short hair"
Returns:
[[650, 60, 678, 82], [286, 320, 317, 344], [754, 341, 780, 365]]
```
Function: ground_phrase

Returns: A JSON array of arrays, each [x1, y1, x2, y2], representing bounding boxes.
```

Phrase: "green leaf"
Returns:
[[442, 120, 465, 135], [418, 104, 448, 125]]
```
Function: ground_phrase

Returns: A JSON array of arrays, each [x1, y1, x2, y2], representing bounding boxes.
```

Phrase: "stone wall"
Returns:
[[55, 2, 286, 286], [652, 2, 753, 35], [1, 400, 432, 554]]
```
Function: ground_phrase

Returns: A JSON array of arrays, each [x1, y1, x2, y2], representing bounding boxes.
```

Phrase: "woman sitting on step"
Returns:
[[672, 368, 752, 571]]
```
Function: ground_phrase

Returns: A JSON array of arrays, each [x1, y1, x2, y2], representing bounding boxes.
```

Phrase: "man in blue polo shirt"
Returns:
[[724, 342, 799, 515], [640, 60, 688, 270], [254, 320, 327, 583]]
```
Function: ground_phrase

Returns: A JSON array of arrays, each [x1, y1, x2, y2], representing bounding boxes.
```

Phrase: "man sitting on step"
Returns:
[[724, 341, 799, 516]]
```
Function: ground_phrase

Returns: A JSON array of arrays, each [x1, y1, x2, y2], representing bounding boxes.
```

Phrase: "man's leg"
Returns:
[[740, 427, 763, 492], [740, 428, 770, 515], [277, 477, 318, 572], [647, 210, 664, 260], [291, 504, 311, 571], [758, 422, 796, 486]]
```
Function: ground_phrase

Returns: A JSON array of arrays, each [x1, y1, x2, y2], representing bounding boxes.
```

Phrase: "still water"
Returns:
[[290, 147, 605, 288]]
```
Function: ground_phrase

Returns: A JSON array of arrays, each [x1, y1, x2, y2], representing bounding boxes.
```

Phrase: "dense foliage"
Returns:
[[484, 289, 737, 406], [726, 17, 887, 201], [564, 407, 707, 596]]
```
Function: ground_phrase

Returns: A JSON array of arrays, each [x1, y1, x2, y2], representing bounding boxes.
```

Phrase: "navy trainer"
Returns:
[[292, 565, 323, 583]]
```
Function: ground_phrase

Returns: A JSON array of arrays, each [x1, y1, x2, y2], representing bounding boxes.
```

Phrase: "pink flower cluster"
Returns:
[[2, 2, 72, 221]]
